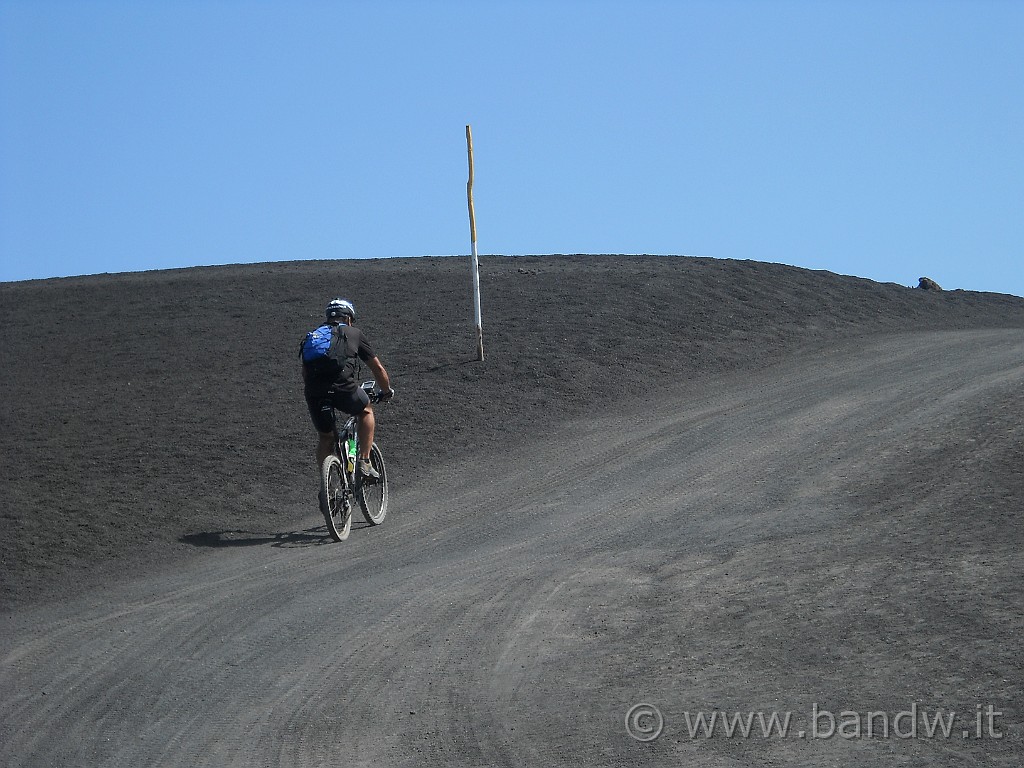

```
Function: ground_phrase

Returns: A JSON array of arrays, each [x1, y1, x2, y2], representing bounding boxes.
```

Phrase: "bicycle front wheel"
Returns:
[[320, 454, 351, 542], [357, 443, 388, 525]]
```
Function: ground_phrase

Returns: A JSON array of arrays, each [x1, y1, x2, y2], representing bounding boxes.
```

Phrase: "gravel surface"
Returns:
[[2, 255, 1022, 766]]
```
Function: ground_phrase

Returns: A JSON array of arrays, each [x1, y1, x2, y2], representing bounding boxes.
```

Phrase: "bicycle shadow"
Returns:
[[179, 523, 373, 550]]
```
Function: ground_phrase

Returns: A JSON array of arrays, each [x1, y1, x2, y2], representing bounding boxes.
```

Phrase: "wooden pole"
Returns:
[[466, 124, 484, 361]]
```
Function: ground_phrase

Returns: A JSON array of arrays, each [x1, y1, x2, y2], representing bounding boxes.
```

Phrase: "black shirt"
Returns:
[[300, 322, 376, 396]]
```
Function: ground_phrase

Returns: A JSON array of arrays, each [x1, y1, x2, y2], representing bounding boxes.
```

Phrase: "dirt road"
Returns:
[[2, 328, 1021, 766]]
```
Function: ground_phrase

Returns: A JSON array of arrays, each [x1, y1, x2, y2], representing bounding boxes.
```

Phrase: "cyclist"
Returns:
[[300, 298, 394, 480]]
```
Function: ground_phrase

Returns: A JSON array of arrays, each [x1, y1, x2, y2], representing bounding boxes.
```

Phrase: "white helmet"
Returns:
[[325, 298, 355, 320]]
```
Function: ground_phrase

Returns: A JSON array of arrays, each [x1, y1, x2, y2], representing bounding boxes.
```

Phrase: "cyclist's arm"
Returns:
[[367, 356, 392, 394]]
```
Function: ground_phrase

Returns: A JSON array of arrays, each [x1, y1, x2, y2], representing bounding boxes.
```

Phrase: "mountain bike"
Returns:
[[319, 381, 389, 542]]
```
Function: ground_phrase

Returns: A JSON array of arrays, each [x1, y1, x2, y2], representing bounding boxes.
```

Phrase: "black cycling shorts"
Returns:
[[306, 387, 370, 434]]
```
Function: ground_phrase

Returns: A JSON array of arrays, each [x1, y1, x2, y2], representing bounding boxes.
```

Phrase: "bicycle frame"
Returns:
[[335, 416, 359, 479], [331, 379, 379, 481], [318, 379, 389, 541]]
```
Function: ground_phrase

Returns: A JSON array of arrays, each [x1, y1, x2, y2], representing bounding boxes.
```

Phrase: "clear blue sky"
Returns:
[[1, 0, 1021, 294]]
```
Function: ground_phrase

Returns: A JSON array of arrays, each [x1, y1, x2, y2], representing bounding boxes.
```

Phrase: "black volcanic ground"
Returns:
[[2, 255, 1023, 607], [3, 255, 1024, 767]]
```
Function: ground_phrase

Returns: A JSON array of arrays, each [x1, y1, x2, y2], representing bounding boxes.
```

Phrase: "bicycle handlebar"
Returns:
[[360, 380, 394, 405]]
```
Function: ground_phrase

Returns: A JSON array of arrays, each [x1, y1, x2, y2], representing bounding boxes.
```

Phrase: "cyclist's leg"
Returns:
[[306, 396, 337, 467], [354, 405, 381, 480], [332, 387, 373, 460], [316, 430, 334, 467], [357, 404, 375, 461]]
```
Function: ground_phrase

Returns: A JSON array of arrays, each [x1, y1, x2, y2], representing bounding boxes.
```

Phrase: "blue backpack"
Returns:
[[301, 323, 357, 382]]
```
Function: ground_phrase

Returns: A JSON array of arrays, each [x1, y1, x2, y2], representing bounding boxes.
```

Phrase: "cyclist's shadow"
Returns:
[[180, 524, 371, 550]]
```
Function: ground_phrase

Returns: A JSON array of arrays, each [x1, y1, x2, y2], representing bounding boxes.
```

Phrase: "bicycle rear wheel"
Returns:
[[357, 443, 388, 525], [319, 454, 351, 541]]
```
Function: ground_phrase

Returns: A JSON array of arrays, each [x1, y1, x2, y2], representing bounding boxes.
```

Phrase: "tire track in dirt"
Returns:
[[277, 330, 1024, 767], [2, 330, 1022, 767]]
